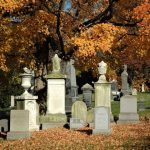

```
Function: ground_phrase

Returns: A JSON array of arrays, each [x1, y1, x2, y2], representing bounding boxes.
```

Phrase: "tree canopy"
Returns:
[[0, 0, 149, 90]]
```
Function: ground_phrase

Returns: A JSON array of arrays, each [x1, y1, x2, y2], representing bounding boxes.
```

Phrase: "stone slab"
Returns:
[[93, 129, 111, 135], [7, 131, 31, 140], [10, 110, 29, 132], [118, 113, 139, 124], [42, 123, 65, 129], [0, 119, 8, 132]]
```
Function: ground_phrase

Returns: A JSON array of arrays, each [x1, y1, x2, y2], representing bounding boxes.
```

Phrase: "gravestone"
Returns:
[[0, 119, 8, 132], [132, 88, 137, 95], [7, 110, 31, 140], [81, 83, 93, 108], [118, 95, 139, 124], [70, 101, 87, 129], [121, 65, 129, 95], [86, 108, 94, 127], [93, 107, 111, 134], [142, 83, 145, 92], [10, 95, 15, 107], [40, 54, 67, 129]]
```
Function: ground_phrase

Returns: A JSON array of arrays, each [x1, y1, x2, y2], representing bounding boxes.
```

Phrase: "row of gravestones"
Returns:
[[2, 57, 139, 140]]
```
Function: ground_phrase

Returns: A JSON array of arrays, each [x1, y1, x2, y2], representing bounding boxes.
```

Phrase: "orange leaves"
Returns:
[[1, 121, 150, 149], [71, 23, 126, 74], [0, 0, 36, 12]]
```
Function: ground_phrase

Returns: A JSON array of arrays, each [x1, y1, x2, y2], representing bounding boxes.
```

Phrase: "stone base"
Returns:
[[92, 129, 111, 135], [118, 113, 139, 124], [40, 114, 67, 123], [42, 123, 65, 129], [7, 131, 31, 140], [70, 118, 87, 130], [40, 114, 67, 129], [29, 125, 40, 131]]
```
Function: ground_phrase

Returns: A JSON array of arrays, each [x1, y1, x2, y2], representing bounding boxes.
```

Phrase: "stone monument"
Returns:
[[40, 54, 67, 129], [94, 61, 113, 121], [121, 65, 129, 95], [81, 83, 93, 108], [7, 110, 31, 140], [66, 59, 78, 101], [118, 95, 139, 124], [15, 69, 39, 131]]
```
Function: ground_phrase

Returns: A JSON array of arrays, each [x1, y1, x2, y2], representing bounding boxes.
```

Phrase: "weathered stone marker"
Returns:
[[93, 107, 111, 135], [7, 110, 31, 140]]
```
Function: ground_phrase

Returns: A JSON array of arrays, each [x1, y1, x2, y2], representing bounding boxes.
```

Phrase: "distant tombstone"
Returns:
[[81, 83, 93, 108], [10, 95, 15, 107], [7, 110, 31, 140], [132, 88, 137, 95], [142, 83, 145, 92], [0, 119, 8, 132], [93, 107, 111, 135], [118, 95, 139, 124], [70, 101, 87, 129], [66, 59, 78, 98], [121, 65, 129, 95]]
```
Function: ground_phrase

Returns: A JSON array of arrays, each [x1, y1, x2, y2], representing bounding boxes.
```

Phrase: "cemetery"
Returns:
[[0, 0, 150, 149], [0, 54, 150, 149]]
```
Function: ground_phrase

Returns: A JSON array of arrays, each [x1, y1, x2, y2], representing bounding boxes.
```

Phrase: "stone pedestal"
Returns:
[[94, 82, 113, 121], [46, 78, 66, 114], [118, 95, 139, 124], [15, 94, 39, 131], [7, 110, 31, 140], [41, 73, 67, 129]]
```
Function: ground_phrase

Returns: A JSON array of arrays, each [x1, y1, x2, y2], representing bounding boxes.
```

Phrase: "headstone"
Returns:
[[118, 95, 139, 124], [93, 107, 111, 134], [138, 99, 145, 111], [7, 110, 31, 140], [70, 101, 87, 129], [121, 65, 129, 95], [81, 83, 93, 108], [132, 88, 137, 95], [71, 101, 87, 122], [10, 95, 15, 107], [86, 108, 94, 127], [142, 83, 145, 92], [94, 61, 113, 121], [66, 59, 78, 99], [0, 119, 8, 132]]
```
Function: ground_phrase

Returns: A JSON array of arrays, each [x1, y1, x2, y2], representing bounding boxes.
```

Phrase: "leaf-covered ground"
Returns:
[[0, 120, 150, 150]]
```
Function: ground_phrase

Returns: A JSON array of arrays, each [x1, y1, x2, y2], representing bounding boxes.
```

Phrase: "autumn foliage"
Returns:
[[0, 0, 149, 86], [0, 120, 150, 149]]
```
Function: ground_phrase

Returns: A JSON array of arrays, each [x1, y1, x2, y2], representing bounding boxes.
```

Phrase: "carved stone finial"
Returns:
[[98, 61, 107, 82]]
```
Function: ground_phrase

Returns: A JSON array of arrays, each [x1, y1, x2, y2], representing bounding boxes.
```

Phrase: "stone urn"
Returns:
[[20, 73, 32, 95]]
